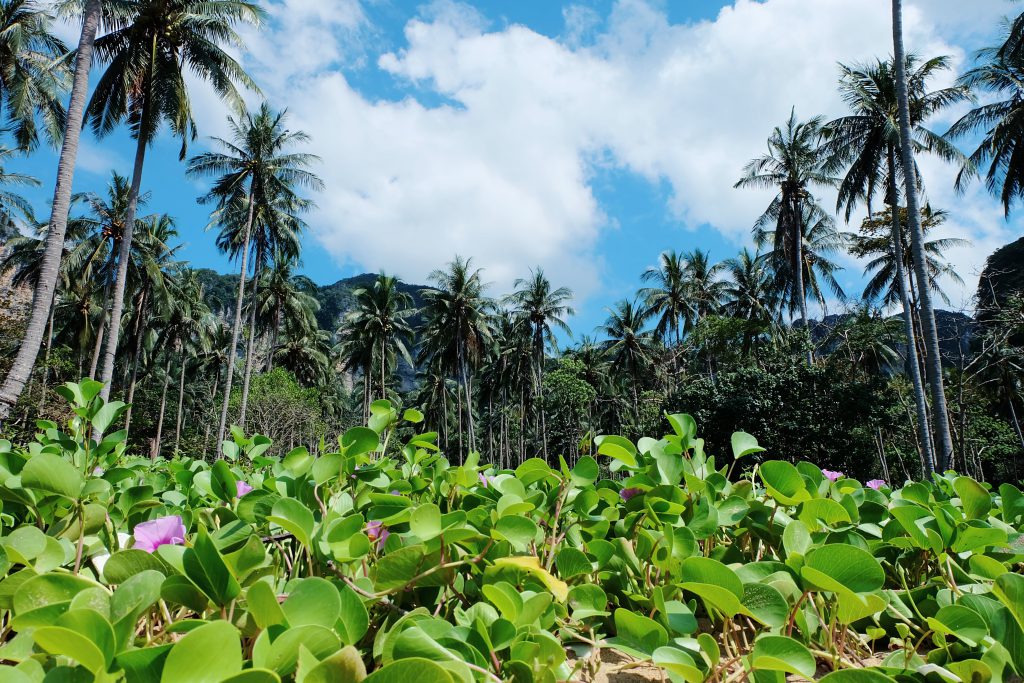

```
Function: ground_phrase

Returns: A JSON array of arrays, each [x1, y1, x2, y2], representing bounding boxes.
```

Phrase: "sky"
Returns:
[[11, 0, 1024, 337]]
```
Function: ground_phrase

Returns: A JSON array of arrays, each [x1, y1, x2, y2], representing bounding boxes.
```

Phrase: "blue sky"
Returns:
[[10, 0, 1024, 337]]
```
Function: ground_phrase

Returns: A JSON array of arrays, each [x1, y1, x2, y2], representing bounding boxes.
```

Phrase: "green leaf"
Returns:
[[246, 580, 286, 630], [927, 605, 988, 647], [410, 504, 442, 541], [994, 572, 1024, 632], [221, 671, 281, 683], [303, 646, 366, 683], [555, 547, 592, 579], [92, 401, 128, 435], [211, 460, 238, 503], [282, 577, 341, 629], [402, 408, 424, 424], [337, 583, 369, 646], [954, 476, 992, 521], [607, 608, 668, 659], [283, 448, 313, 476], [342, 427, 380, 456], [254, 624, 339, 677], [595, 435, 637, 467], [570, 456, 599, 486], [33, 609, 115, 674], [373, 545, 428, 593], [759, 461, 809, 505], [363, 659, 453, 683], [818, 671, 896, 683], [731, 432, 765, 459], [103, 549, 167, 584], [750, 636, 816, 678], [490, 556, 569, 602], [802, 544, 883, 594], [652, 646, 703, 683], [182, 528, 241, 607], [161, 620, 242, 683], [22, 453, 84, 500], [493, 516, 538, 552], [741, 583, 788, 628], [268, 498, 315, 548]]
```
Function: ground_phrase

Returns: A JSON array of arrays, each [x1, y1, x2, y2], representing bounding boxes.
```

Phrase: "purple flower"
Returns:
[[92, 467, 104, 477], [389, 490, 401, 496], [366, 520, 389, 548], [478, 473, 494, 488], [822, 469, 844, 482], [866, 479, 886, 490], [620, 487, 643, 501], [236, 480, 253, 497], [133, 516, 186, 553]]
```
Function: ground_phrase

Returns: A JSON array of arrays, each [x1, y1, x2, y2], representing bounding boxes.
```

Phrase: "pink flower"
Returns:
[[133, 516, 186, 553], [866, 479, 886, 490], [620, 487, 643, 501], [366, 520, 389, 548], [822, 469, 844, 482], [92, 467, 104, 476], [478, 473, 493, 488], [236, 480, 254, 497]]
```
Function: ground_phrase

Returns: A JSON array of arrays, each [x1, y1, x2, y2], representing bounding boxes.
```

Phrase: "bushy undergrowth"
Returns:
[[0, 380, 1020, 683]]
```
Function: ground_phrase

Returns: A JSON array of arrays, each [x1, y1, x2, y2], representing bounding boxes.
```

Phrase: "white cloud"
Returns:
[[240, 0, 1022, 308]]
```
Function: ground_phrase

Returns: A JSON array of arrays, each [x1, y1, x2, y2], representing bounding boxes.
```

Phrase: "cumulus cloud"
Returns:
[[235, 0, 1021, 307]]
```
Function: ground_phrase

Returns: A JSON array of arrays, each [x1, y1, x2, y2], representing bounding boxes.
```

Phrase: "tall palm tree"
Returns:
[[508, 268, 574, 459], [0, 0, 68, 150], [0, 0, 102, 421], [892, 0, 956, 471], [257, 256, 319, 372], [0, 147, 38, 230], [825, 52, 967, 475], [640, 250, 690, 381], [419, 256, 493, 460], [722, 248, 780, 355], [187, 102, 321, 455], [274, 328, 332, 388], [87, 0, 263, 405], [755, 203, 847, 320], [600, 299, 655, 419], [852, 205, 969, 308], [950, 7, 1024, 215], [681, 249, 726, 327], [735, 110, 837, 363], [338, 274, 415, 402]]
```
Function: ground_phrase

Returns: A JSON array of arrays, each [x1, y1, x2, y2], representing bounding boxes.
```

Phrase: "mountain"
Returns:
[[194, 269, 431, 332], [808, 309, 974, 365]]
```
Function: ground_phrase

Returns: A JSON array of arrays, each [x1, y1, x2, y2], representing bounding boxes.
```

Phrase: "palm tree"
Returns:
[[722, 248, 780, 355], [892, 0, 956, 471], [0, 0, 102, 421], [339, 274, 415, 402], [508, 268, 574, 459], [187, 102, 321, 455], [640, 250, 690, 382], [0, 0, 68, 150], [735, 110, 837, 362], [122, 214, 179, 434], [257, 257, 319, 372], [755, 203, 847, 320], [825, 52, 967, 475], [600, 299, 655, 419], [852, 206, 969, 309], [87, 0, 263, 406], [0, 147, 38, 230], [419, 256, 493, 460], [274, 328, 332, 388], [681, 249, 726, 330], [950, 7, 1024, 215], [65, 172, 154, 377]]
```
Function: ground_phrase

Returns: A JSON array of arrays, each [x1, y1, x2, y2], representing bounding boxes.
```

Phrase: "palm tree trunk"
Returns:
[[174, 352, 187, 455], [204, 370, 219, 455], [97, 135, 148, 403], [266, 304, 281, 372], [888, 157, 935, 476], [239, 256, 262, 430], [39, 300, 56, 410], [88, 320, 105, 379], [793, 196, 812, 365], [154, 357, 172, 460], [893, 0, 955, 470], [457, 378, 464, 463], [215, 194, 255, 457], [124, 290, 148, 434], [0, 0, 101, 420], [380, 337, 386, 400]]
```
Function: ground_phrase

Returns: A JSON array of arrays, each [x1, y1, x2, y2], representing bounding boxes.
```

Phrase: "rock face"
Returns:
[[977, 234, 1024, 323]]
